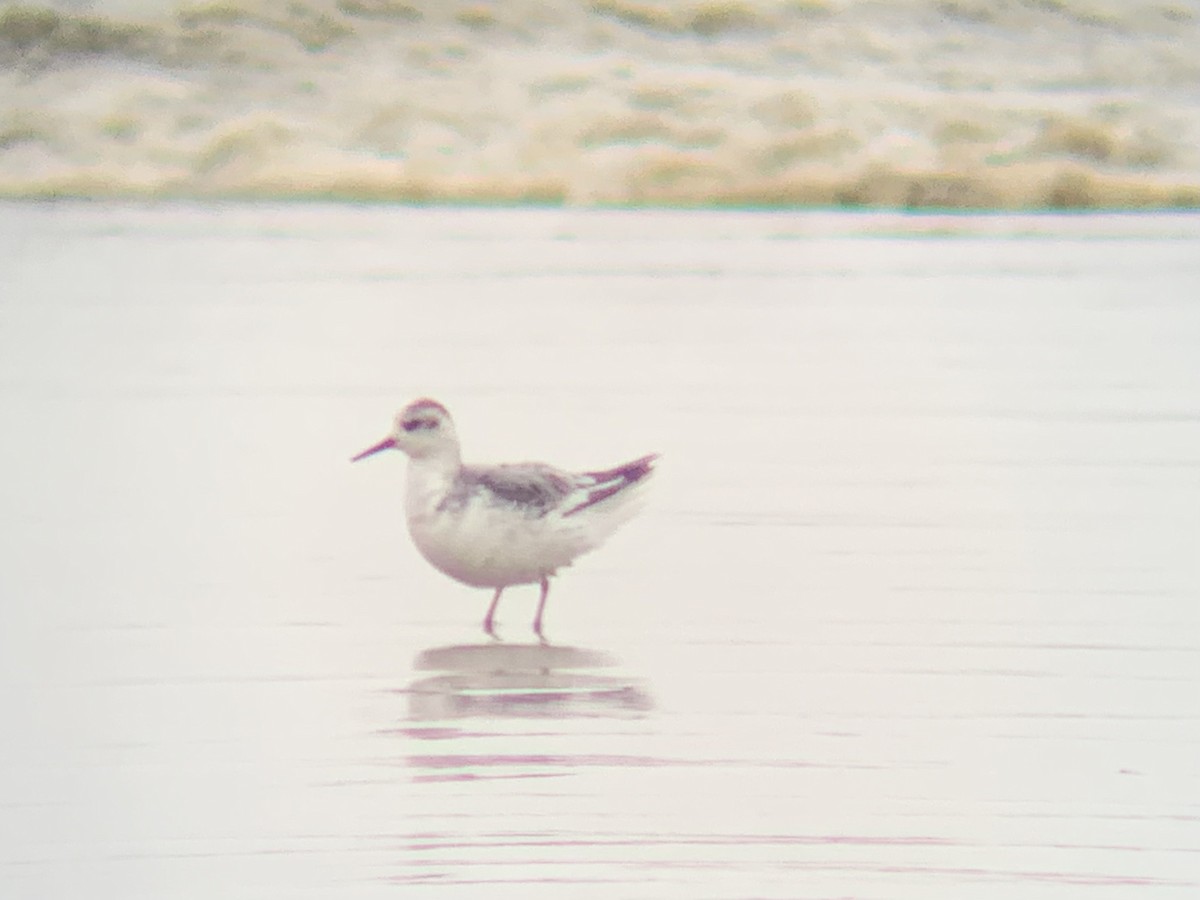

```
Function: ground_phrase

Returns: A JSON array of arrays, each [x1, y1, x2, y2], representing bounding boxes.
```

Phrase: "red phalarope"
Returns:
[[352, 398, 657, 639]]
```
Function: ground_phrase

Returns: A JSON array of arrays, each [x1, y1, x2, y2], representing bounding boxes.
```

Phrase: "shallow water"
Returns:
[[1, 203, 1198, 898]]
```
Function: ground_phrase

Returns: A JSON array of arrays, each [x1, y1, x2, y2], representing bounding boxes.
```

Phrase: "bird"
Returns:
[[351, 398, 657, 639]]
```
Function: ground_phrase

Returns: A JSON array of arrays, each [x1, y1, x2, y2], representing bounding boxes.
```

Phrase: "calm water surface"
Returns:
[[1, 204, 1198, 899]]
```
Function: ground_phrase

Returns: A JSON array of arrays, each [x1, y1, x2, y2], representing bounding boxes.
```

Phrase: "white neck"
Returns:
[[405, 453, 459, 521]]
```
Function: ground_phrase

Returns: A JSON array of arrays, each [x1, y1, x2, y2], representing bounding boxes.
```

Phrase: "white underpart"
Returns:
[[404, 458, 649, 589]]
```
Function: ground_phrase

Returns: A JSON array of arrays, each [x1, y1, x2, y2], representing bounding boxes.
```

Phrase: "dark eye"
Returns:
[[402, 417, 437, 432]]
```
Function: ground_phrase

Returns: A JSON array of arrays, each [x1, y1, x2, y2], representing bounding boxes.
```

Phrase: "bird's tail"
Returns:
[[563, 453, 658, 518]]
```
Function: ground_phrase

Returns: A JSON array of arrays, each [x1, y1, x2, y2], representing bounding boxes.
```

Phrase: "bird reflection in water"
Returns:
[[405, 642, 653, 720]]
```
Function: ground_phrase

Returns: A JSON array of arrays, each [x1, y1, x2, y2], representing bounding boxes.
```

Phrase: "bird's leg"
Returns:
[[483, 587, 503, 639], [532, 576, 551, 642]]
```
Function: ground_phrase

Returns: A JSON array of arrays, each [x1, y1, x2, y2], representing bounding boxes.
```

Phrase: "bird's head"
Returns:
[[351, 398, 461, 464]]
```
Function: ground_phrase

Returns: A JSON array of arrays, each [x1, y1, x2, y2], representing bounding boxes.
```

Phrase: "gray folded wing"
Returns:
[[445, 464, 576, 516]]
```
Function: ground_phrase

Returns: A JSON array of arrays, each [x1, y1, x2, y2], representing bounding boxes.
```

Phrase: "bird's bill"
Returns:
[[350, 436, 397, 462]]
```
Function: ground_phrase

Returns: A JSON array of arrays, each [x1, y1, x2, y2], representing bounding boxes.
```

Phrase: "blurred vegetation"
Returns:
[[178, 0, 354, 52], [0, 5, 162, 60], [335, 0, 421, 19], [0, 0, 1197, 209], [590, 0, 767, 36]]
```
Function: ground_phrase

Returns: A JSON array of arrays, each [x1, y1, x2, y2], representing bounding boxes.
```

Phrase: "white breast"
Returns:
[[404, 461, 589, 588]]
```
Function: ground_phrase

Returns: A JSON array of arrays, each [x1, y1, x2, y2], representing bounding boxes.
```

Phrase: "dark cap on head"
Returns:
[[404, 398, 450, 417]]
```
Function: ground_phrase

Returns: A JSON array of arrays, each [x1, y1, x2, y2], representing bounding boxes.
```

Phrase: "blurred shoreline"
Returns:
[[3, 0, 1199, 209]]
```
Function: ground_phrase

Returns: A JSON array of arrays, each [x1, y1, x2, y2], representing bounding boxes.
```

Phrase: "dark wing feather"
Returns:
[[564, 453, 658, 517], [581, 453, 658, 484], [459, 464, 575, 515]]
